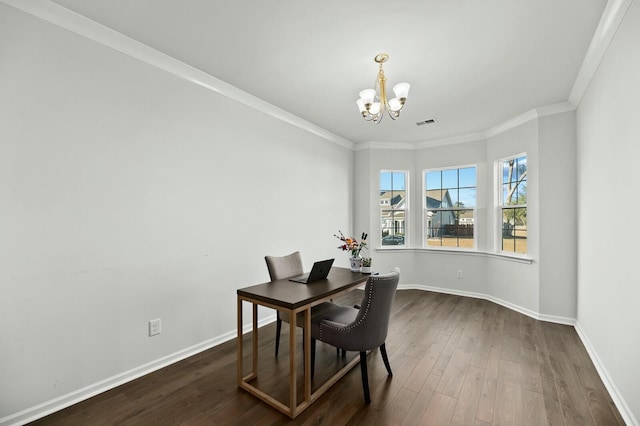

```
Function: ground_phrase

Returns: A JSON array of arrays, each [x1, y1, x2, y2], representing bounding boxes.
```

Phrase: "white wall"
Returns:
[[538, 112, 577, 319], [0, 4, 352, 421], [576, 0, 640, 422]]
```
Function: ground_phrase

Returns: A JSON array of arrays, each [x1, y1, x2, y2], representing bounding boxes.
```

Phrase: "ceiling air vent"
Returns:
[[416, 118, 436, 126]]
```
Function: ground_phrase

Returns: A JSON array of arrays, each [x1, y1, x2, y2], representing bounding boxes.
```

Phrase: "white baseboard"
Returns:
[[398, 284, 577, 325], [574, 322, 639, 426], [0, 315, 277, 426]]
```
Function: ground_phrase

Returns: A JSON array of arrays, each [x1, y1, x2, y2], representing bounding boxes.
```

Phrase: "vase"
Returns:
[[361, 266, 372, 274], [349, 257, 363, 272]]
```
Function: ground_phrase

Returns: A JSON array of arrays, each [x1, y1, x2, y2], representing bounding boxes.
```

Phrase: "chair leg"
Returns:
[[275, 316, 282, 356], [359, 351, 371, 404], [311, 338, 316, 378], [380, 343, 392, 376]]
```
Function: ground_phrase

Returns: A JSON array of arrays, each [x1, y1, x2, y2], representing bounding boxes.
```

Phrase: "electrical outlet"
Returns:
[[149, 319, 161, 336], [456, 270, 463, 279]]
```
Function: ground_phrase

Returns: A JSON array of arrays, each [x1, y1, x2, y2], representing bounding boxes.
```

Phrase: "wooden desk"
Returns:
[[237, 267, 369, 418]]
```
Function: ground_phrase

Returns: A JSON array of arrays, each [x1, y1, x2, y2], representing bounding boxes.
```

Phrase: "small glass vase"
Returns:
[[349, 256, 363, 272]]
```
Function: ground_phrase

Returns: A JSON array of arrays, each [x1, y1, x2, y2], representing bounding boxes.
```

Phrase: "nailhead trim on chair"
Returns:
[[318, 274, 395, 340]]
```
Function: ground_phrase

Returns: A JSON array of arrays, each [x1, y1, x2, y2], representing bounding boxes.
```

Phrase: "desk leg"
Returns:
[[237, 297, 242, 385], [288, 313, 296, 415], [237, 297, 258, 384], [252, 303, 258, 375], [304, 307, 311, 402]]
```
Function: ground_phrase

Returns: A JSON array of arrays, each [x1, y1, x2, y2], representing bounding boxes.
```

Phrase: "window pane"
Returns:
[[425, 189, 443, 209], [442, 169, 458, 189], [502, 156, 527, 206], [381, 170, 407, 247], [517, 180, 527, 204], [459, 188, 476, 208], [425, 171, 441, 190], [426, 211, 442, 246], [502, 180, 527, 206], [449, 188, 460, 206], [390, 191, 405, 208], [515, 156, 527, 181], [426, 209, 475, 248], [502, 183, 510, 205], [441, 190, 452, 208], [380, 172, 392, 191], [393, 172, 406, 190], [381, 210, 405, 246], [459, 167, 476, 188], [502, 207, 527, 253]]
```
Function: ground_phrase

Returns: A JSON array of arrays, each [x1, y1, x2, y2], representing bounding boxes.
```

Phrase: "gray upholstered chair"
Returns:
[[310, 268, 400, 403], [265, 251, 334, 356]]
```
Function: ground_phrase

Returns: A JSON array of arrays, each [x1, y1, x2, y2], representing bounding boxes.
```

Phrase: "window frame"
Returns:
[[379, 170, 409, 248], [422, 164, 478, 250], [496, 153, 528, 255]]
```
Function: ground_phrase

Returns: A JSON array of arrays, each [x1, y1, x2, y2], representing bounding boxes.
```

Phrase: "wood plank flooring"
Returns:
[[31, 290, 624, 425]]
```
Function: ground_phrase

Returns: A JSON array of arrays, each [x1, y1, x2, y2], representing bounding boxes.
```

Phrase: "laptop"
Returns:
[[289, 258, 335, 284]]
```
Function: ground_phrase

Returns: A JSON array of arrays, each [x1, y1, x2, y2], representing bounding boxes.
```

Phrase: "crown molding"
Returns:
[[536, 101, 577, 117], [355, 141, 417, 150], [569, 0, 634, 105], [483, 108, 539, 139], [414, 132, 486, 149], [1, 0, 354, 150], [360, 102, 577, 151]]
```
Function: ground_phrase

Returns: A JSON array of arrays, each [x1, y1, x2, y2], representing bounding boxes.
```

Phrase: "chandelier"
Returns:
[[356, 53, 410, 123]]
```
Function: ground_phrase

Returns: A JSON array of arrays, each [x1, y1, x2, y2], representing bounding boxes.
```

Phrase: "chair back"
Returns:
[[265, 251, 304, 281], [351, 270, 399, 350]]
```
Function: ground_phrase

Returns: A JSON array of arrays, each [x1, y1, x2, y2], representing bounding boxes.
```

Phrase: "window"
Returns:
[[380, 171, 407, 246], [424, 166, 477, 248], [498, 154, 527, 254]]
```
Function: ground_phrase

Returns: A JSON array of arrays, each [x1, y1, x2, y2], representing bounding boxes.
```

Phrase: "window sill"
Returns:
[[375, 247, 533, 264]]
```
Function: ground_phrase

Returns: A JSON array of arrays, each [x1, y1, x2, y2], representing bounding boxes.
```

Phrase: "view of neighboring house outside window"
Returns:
[[498, 154, 527, 254], [380, 171, 407, 246], [424, 166, 477, 249]]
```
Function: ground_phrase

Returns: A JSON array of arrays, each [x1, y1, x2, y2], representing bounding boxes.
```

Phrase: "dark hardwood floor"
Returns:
[[31, 290, 624, 425]]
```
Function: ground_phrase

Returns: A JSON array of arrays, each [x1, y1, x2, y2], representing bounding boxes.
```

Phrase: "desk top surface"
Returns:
[[237, 267, 369, 309]]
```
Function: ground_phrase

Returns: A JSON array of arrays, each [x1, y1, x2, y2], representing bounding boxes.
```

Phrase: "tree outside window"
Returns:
[[500, 155, 527, 253]]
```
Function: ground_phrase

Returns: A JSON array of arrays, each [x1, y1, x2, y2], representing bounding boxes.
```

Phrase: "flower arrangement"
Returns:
[[334, 230, 368, 258]]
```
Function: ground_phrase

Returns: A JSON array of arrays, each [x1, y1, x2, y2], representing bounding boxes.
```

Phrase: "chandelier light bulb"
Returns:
[[359, 89, 376, 106], [388, 97, 402, 112], [393, 82, 410, 100], [356, 98, 368, 113]]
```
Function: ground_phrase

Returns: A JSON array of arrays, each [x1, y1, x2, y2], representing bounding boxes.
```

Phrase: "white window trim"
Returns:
[[495, 152, 527, 255], [422, 164, 478, 251], [379, 170, 409, 248]]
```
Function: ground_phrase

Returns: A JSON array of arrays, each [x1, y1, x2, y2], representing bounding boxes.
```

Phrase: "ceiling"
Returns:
[[50, 0, 608, 145]]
